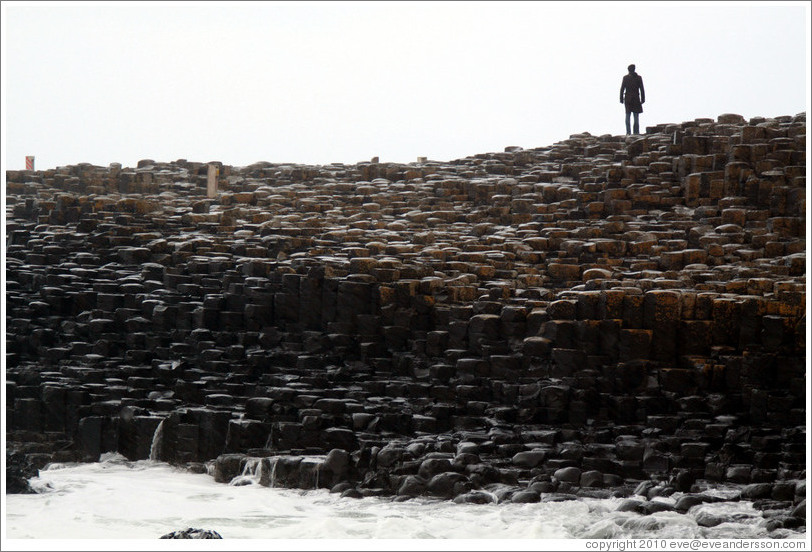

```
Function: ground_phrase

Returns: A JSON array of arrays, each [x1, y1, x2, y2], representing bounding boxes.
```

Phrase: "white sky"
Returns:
[[2, 0, 810, 171]]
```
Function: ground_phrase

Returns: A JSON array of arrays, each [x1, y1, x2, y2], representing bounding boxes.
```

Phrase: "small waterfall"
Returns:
[[269, 457, 279, 488], [256, 458, 266, 485], [230, 457, 262, 486], [148, 419, 165, 461], [264, 427, 274, 450], [241, 458, 259, 477], [301, 457, 322, 490]]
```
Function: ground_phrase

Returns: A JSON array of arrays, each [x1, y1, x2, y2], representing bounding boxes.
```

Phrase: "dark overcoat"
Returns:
[[620, 72, 645, 114]]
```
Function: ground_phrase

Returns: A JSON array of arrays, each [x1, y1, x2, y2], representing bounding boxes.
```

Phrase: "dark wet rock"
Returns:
[[694, 510, 725, 528], [647, 485, 677, 499], [511, 449, 546, 468], [790, 499, 806, 519], [553, 466, 581, 484], [160, 528, 223, 539], [540, 493, 579, 503], [5, 449, 37, 494], [509, 490, 541, 503], [426, 472, 471, 499], [741, 482, 773, 500], [396, 475, 427, 497], [617, 498, 647, 514], [528, 480, 557, 494], [456, 442, 480, 455], [461, 463, 502, 487], [323, 427, 357, 451], [3, 114, 807, 512], [418, 458, 453, 480], [340, 488, 364, 499], [634, 480, 657, 497], [603, 474, 624, 488], [765, 515, 805, 531], [753, 499, 794, 512], [576, 489, 615, 499], [186, 462, 209, 474], [491, 469, 518, 488], [485, 484, 520, 504], [675, 494, 713, 513], [452, 452, 480, 470], [320, 448, 350, 483], [725, 465, 753, 484], [669, 470, 695, 493], [453, 490, 498, 504], [770, 482, 796, 502], [213, 453, 245, 484], [579, 470, 604, 488], [642, 500, 675, 514], [330, 482, 353, 494], [375, 444, 404, 468]]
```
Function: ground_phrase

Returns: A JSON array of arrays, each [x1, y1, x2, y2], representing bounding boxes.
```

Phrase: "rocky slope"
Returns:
[[4, 113, 806, 526]]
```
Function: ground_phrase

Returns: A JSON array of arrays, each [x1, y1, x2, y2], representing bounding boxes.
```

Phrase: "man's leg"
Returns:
[[625, 111, 631, 135], [633, 112, 639, 134]]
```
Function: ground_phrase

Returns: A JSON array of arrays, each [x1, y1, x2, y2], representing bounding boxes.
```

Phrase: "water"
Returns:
[[148, 419, 166, 462], [3, 454, 806, 549]]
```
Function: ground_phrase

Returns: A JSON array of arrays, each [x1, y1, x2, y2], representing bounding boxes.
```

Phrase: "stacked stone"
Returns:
[[5, 114, 806, 517]]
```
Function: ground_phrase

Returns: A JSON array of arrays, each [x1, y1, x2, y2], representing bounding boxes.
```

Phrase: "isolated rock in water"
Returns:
[[160, 528, 223, 539], [510, 490, 541, 504], [694, 511, 725, 528], [453, 490, 498, 504]]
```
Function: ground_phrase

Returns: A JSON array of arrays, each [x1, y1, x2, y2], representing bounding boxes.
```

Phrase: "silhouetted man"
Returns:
[[620, 64, 645, 135]]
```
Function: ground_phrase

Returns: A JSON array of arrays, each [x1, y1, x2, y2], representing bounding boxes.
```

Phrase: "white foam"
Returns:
[[3, 457, 805, 545]]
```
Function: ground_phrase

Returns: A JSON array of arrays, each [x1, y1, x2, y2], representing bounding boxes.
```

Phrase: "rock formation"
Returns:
[[5, 448, 38, 494], [160, 528, 223, 539], [5, 113, 806, 524]]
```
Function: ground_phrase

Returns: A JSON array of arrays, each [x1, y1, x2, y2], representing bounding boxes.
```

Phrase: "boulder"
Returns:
[[213, 454, 246, 484], [397, 475, 428, 497], [5, 450, 37, 494], [616, 498, 646, 514], [553, 466, 581, 484], [509, 490, 541, 503], [160, 528, 223, 539], [579, 470, 604, 488], [694, 510, 725, 528], [418, 457, 453, 479], [453, 490, 497, 504], [511, 450, 547, 469], [790, 499, 805, 520], [426, 472, 471, 499], [741, 482, 773, 500]]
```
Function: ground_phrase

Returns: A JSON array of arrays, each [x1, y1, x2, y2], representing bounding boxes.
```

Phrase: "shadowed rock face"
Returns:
[[5, 449, 37, 494], [4, 114, 806, 507]]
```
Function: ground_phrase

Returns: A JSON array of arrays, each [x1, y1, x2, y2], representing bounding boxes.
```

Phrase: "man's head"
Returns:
[[628, 64, 636, 73]]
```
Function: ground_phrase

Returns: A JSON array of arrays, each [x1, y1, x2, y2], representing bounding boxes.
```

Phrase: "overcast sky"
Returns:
[[2, 1, 809, 171]]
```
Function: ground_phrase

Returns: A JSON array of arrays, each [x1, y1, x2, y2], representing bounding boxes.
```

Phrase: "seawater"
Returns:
[[2, 453, 806, 549]]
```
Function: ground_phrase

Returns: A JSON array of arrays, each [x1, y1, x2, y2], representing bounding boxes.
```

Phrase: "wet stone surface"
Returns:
[[4, 113, 807, 534]]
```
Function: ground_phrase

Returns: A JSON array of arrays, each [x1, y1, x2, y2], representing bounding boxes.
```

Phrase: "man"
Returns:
[[620, 64, 645, 135]]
